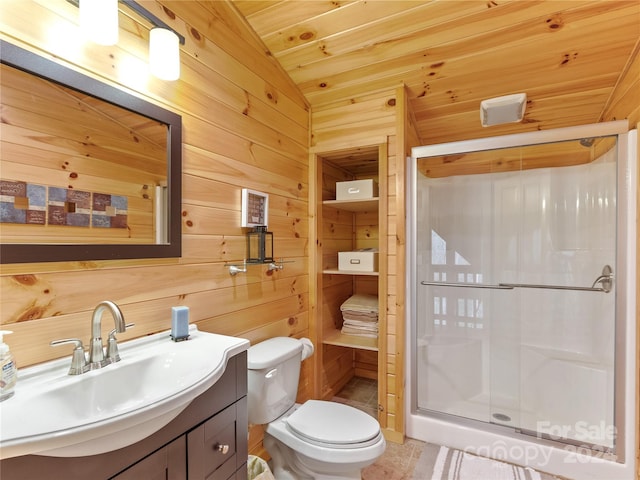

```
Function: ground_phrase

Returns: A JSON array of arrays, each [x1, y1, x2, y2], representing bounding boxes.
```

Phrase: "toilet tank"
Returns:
[[247, 337, 303, 425]]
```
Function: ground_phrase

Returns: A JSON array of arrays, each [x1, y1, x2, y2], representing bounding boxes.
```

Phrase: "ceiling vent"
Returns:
[[480, 93, 527, 127]]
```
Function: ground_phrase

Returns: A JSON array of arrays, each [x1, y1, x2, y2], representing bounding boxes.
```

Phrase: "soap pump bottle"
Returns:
[[0, 330, 17, 401]]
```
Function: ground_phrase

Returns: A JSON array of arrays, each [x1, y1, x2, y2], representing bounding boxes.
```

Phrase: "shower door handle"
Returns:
[[591, 265, 614, 293], [498, 282, 609, 292], [421, 265, 613, 293], [420, 281, 513, 290], [499, 265, 613, 293]]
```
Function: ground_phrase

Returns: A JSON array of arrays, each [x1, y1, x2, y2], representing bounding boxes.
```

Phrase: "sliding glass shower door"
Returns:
[[414, 134, 618, 449]]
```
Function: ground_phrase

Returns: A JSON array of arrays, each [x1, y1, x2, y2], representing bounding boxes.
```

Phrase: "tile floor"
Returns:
[[332, 377, 425, 479], [332, 376, 378, 418]]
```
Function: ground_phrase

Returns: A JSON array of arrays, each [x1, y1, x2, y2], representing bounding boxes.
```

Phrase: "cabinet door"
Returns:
[[111, 436, 186, 480], [187, 403, 240, 480]]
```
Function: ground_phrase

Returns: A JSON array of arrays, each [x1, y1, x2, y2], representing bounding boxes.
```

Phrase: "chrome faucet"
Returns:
[[88, 300, 126, 369], [51, 300, 131, 375]]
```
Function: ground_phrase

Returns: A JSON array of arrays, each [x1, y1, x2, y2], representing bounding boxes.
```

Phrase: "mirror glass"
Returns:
[[0, 41, 181, 263]]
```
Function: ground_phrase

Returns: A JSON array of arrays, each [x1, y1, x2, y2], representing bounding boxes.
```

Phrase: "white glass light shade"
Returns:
[[79, 0, 119, 46], [149, 28, 180, 81]]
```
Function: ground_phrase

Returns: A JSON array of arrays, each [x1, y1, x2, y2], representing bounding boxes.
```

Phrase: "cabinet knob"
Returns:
[[215, 443, 230, 455]]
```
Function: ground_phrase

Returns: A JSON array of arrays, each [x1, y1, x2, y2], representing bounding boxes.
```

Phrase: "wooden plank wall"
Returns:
[[381, 139, 401, 441], [388, 84, 420, 443], [0, 0, 310, 459]]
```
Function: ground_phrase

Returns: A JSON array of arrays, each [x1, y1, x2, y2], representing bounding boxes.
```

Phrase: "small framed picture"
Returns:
[[241, 188, 268, 227]]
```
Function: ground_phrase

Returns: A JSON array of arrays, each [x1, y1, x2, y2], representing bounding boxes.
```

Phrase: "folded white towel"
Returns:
[[341, 326, 378, 338], [342, 311, 378, 322], [340, 294, 378, 313], [342, 319, 378, 330]]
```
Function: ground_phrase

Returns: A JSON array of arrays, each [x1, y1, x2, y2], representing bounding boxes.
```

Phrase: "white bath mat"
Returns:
[[413, 444, 560, 480]]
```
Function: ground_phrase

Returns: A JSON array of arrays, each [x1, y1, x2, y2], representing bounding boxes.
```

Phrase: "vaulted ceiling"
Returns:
[[231, 0, 639, 146]]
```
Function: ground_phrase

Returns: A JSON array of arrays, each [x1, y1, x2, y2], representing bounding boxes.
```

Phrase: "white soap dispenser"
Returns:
[[0, 330, 17, 401]]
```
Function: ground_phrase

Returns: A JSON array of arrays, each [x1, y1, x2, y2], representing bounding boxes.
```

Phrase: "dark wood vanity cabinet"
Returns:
[[187, 401, 247, 480], [111, 436, 187, 480], [0, 352, 248, 480]]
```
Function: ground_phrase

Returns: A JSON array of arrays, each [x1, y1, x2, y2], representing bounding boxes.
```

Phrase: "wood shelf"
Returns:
[[322, 330, 378, 352], [322, 198, 379, 212], [315, 149, 387, 408], [322, 268, 379, 276]]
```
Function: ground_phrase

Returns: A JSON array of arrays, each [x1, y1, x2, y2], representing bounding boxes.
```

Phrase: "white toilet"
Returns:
[[247, 336, 386, 480]]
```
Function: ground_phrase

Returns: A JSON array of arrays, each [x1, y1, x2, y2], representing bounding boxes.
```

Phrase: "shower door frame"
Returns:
[[407, 120, 634, 463]]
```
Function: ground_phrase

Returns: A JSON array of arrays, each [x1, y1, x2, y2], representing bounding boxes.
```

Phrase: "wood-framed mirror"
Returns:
[[0, 40, 182, 263]]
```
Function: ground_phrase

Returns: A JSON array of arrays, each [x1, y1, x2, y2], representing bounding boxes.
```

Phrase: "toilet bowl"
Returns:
[[265, 400, 386, 479], [247, 337, 386, 479]]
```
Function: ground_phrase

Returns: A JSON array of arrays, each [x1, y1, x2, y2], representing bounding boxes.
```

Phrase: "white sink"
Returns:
[[0, 325, 249, 459]]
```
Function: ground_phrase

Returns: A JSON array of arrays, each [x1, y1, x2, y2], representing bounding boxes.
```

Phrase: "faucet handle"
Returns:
[[105, 323, 135, 364], [50, 338, 89, 375]]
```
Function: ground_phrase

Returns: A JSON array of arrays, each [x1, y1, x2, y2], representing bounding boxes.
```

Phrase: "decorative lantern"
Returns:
[[246, 226, 273, 263]]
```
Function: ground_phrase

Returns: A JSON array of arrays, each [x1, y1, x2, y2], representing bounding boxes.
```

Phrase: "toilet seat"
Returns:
[[265, 401, 386, 467], [285, 400, 381, 448]]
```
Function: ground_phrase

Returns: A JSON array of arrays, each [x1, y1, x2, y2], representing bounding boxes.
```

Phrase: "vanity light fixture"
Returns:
[[73, 0, 185, 80], [480, 93, 527, 127], [79, 0, 119, 46], [122, 0, 185, 81], [149, 27, 180, 81]]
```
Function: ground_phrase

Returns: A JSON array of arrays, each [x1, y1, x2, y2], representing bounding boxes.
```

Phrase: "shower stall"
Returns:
[[406, 121, 637, 480]]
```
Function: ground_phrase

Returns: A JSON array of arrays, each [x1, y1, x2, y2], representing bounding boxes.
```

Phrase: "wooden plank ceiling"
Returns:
[[230, 0, 639, 150]]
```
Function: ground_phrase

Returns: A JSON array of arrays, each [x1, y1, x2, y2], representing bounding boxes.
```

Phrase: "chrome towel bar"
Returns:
[[421, 265, 613, 293], [420, 281, 513, 290]]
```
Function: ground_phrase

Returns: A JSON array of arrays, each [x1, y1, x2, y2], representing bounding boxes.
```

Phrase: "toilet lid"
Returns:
[[285, 400, 380, 445]]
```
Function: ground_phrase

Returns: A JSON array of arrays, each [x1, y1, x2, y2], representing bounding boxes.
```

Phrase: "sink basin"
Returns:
[[0, 325, 249, 459]]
